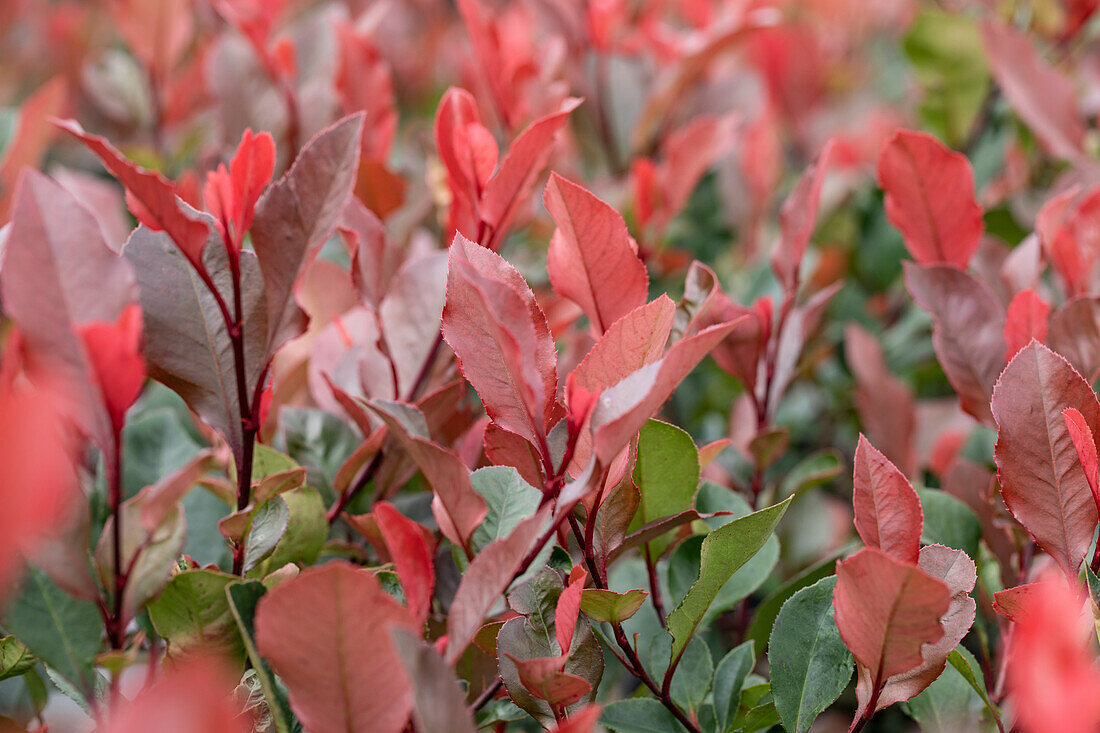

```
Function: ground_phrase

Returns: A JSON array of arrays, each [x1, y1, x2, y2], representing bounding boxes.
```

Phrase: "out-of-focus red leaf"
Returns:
[[852, 435, 922, 563], [1063, 407, 1100, 511], [390, 629, 477, 733], [544, 173, 648, 335], [833, 547, 950, 717], [336, 23, 397, 162], [845, 325, 916, 477], [547, 704, 602, 733], [251, 113, 364, 358], [992, 341, 1100, 577], [857, 544, 977, 712], [1049, 296, 1100, 383], [1006, 577, 1100, 733], [981, 20, 1086, 162], [254, 562, 419, 733], [442, 233, 558, 456], [109, 0, 193, 81], [904, 263, 1005, 425], [877, 129, 983, 269], [56, 119, 211, 268], [101, 656, 250, 733], [445, 506, 550, 665], [1004, 290, 1050, 361], [1036, 187, 1100, 296], [1, 169, 137, 453], [374, 501, 435, 626], [204, 128, 276, 249], [771, 139, 836, 292], [0, 77, 67, 223], [77, 304, 145, 435]]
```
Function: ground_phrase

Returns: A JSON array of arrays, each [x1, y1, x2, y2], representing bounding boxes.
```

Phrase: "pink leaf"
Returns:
[[845, 325, 916, 478], [877, 129, 983, 269], [771, 140, 836, 292], [981, 20, 1086, 162], [555, 566, 587, 656], [992, 341, 1100, 577], [1004, 290, 1050, 361], [571, 296, 676, 394], [544, 173, 648, 335], [852, 435, 923, 563], [1063, 407, 1100, 512], [254, 562, 420, 733], [77, 304, 145, 435], [374, 501, 436, 626]]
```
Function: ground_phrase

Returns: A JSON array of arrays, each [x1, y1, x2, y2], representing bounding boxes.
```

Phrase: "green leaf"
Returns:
[[147, 569, 244, 663], [733, 701, 779, 732], [0, 637, 36, 681], [260, 486, 327, 572], [666, 496, 792, 662], [777, 450, 844, 500], [946, 648, 1002, 728], [908, 647, 994, 732], [225, 581, 297, 733], [470, 466, 541, 552], [601, 698, 688, 733], [769, 576, 853, 733], [2, 568, 102, 697], [122, 407, 202, 498], [903, 9, 990, 146], [251, 444, 300, 482], [712, 641, 755, 733], [278, 407, 361, 497], [244, 497, 290, 572], [632, 420, 700, 556], [918, 488, 982, 560], [579, 588, 647, 624], [670, 636, 712, 716], [744, 552, 842, 650]]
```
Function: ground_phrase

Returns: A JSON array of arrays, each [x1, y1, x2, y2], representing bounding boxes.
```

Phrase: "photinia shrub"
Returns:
[[3, 1, 1100, 732]]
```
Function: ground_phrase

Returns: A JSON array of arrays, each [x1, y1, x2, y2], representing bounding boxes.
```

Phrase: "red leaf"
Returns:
[[548, 704, 602, 733], [992, 341, 1100, 577], [1049, 296, 1100, 383], [204, 128, 276, 248], [1006, 577, 1100, 733], [374, 501, 436, 626], [390, 629, 477, 733], [858, 545, 977, 712], [0, 76, 66, 223], [833, 547, 950, 700], [108, 0, 193, 81], [434, 87, 496, 238], [555, 566, 587, 656], [845, 325, 916, 477], [101, 656, 250, 733], [852, 435, 923, 564], [571, 296, 676, 395], [904, 263, 1005, 425], [77, 304, 145, 435], [1004, 290, 1050, 361], [992, 582, 1043, 623], [1036, 187, 1100, 296], [1063, 407, 1100, 511], [254, 562, 420, 733], [877, 129, 983, 269], [590, 319, 741, 464], [506, 655, 592, 709], [442, 233, 558, 456], [335, 23, 397, 162], [56, 119, 211, 268], [445, 505, 550, 665], [544, 173, 648, 335], [771, 140, 836, 292], [981, 20, 1086, 162]]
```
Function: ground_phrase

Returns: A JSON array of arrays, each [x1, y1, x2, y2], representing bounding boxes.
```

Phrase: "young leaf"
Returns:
[[771, 140, 836, 291], [544, 173, 648, 335], [203, 128, 276, 247], [579, 588, 647, 624], [666, 496, 792, 663], [373, 501, 435, 625], [852, 435, 923, 563], [833, 548, 950, 709], [56, 120, 211, 267], [442, 233, 558, 455], [571, 296, 676, 394], [254, 562, 420, 733], [1004, 290, 1049, 361], [904, 262, 1005, 425], [991, 341, 1100, 577], [78, 304, 146, 434], [251, 113, 364, 356], [1063, 407, 1100, 509], [769, 576, 853, 733], [877, 129, 983, 268], [845, 325, 916, 478]]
